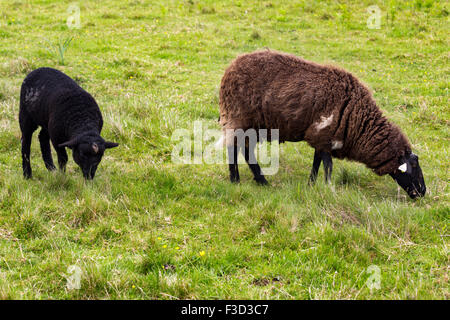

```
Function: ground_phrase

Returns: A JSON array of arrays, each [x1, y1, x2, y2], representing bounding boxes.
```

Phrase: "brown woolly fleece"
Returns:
[[219, 50, 412, 175]]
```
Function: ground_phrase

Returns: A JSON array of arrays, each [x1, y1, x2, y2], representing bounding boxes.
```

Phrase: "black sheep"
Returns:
[[19, 67, 118, 179]]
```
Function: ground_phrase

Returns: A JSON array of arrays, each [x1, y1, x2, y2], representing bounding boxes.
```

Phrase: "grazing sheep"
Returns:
[[218, 50, 426, 199], [19, 67, 118, 180]]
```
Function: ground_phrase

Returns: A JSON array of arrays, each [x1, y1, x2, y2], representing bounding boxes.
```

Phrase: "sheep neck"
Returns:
[[349, 113, 411, 176]]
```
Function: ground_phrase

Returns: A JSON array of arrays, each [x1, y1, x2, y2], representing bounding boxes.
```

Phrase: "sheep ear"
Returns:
[[104, 141, 119, 149], [92, 142, 99, 154], [58, 138, 78, 149], [398, 163, 407, 173]]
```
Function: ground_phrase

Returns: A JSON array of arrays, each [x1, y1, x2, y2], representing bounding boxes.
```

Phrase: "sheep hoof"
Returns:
[[46, 164, 56, 171], [230, 177, 240, 183], [255, 177, 268, 185]]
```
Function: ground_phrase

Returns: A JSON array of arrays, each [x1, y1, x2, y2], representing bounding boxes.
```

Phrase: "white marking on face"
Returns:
[[315, 114, 334, 131], [398, 163, 407, 172], [331, 140, 343, 150]]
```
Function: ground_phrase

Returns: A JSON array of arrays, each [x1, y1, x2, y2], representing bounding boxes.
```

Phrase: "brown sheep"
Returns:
[[218, 50, 426, 199]]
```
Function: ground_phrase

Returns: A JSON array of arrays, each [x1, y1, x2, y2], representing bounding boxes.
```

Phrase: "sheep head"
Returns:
[[389, 152, 426, 199], [58, 132, 118, 179]]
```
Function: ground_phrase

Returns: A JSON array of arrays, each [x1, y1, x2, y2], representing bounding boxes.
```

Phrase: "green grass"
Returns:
[[0, 0, 448, 299]]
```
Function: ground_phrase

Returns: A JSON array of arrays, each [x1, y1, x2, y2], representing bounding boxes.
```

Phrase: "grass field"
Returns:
[[0, 0, 448, 299]]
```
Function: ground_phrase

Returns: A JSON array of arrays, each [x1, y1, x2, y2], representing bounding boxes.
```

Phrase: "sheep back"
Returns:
[[219, 50, 411, 175], [20, 67, 103, 145]]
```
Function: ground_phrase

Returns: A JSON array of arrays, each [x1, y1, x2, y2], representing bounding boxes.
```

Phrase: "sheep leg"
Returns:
[[19, 114, 37, 179], [321, 151, 333, 183], [243, 143, 268, 185], [54, 147, 68, 171], [38, 129, 56, 171], [309, 149, 322, 184], [21, 131, 35, 179], [227, 144, 240, 183]]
